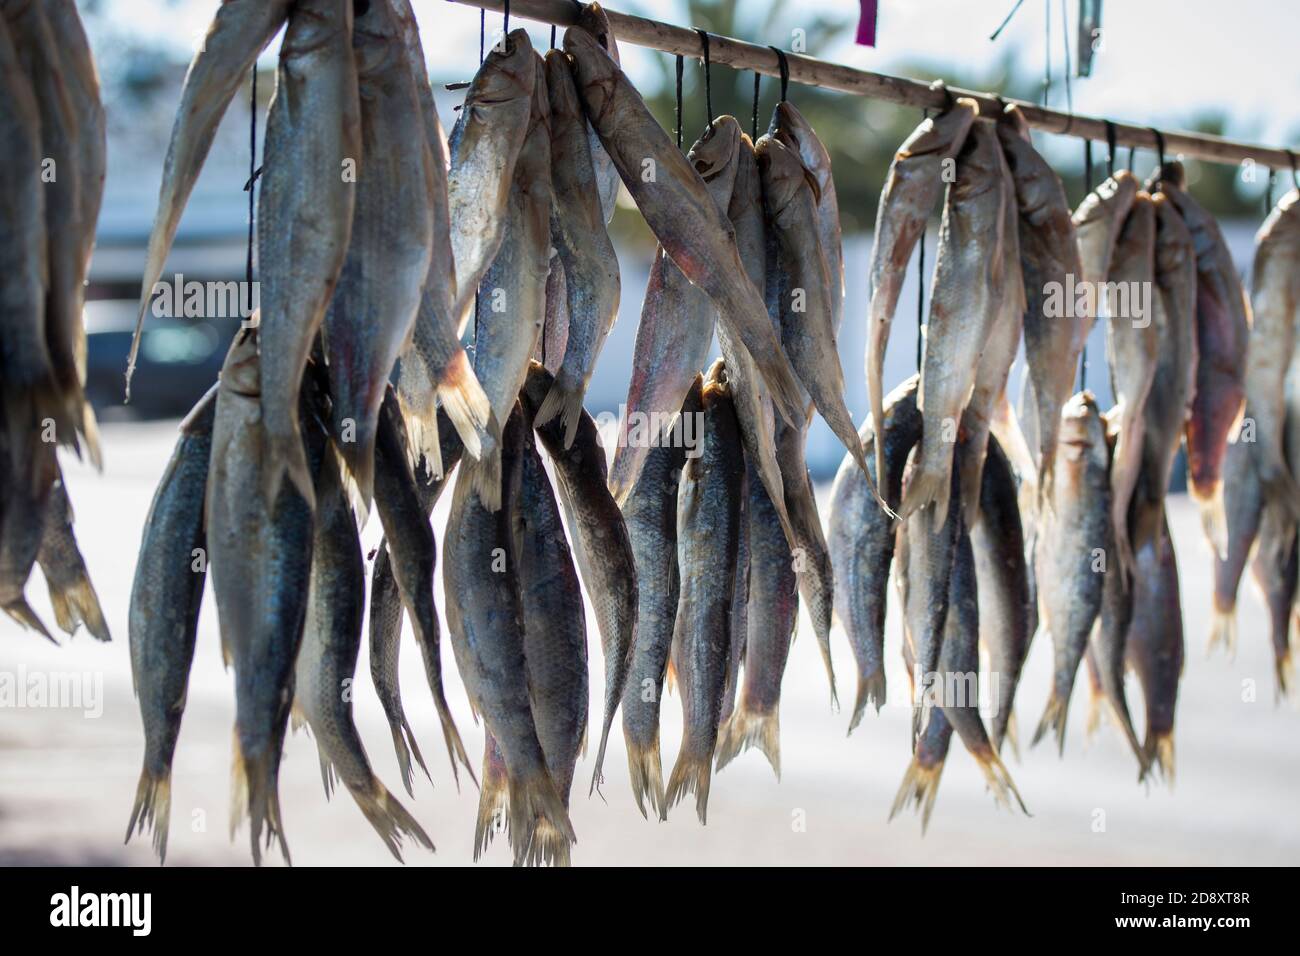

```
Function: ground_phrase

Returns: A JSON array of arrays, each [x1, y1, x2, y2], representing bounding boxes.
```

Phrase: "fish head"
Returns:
[[727, 133, 763, 221], [543, 48, 581, 121], [220, 327, 262, 399], [688, 115, 742, 207], [563, 26, 617, 121], [469, 28, 535, 107], [351, 0, 405, 76], [576, 2, 620, 66], [1056, 391, 1104, 463], [951, 118, 1004, 203], [527, 52, 550, 130], [755, 134, 818, 214], [897, 97, 977, 164], [280, 0, 353, 58]]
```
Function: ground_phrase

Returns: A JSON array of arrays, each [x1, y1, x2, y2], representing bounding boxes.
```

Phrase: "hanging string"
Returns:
[[239, 63, 258, 293], [696, 30, 714, 131], [1148, 128, 1166, 184], [550, 24, 556, 48], [674, 54, 684, 149], [916, 108, 929, 373], [1266, 168, 1276, 215], [989, 0, 1027, 41], [1059, 0, 1072, 114], [1127, 144, 1136, 170], [1080, 139, 1092, 392], [751, 71, 761, 140], [1104, 120, 1117, 177], [478, 8, 485, 61], [770, 46, 790, 102], [1289, 150, 1300, 192], [502, 0, 510, 36], [1042, 0, 1051, 107]]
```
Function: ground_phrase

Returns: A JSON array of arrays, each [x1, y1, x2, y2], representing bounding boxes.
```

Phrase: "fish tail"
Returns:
[[260, 418, 317, 514], [1195, 481, 1228, 559], [1032, 692, 1069, 756], [664, 748, 714, 825], [587, 711, 616, 798], [1108, 696, 1149, 778], [473, 753, 510, 860], [973, 749, 1030, 816], [400, 393, 444, 481], [624, 731, 666, 820], [507, 770, 575, 866], [45, 568, 111, 642], [32, 378, 83, 464], [1001, 711, 1021, 761], [389, 715, 432, 797], [335, 427, 378, 516], [756, 350, 807, 429], [1083, 682, 1102, 742], [888, 757, 945, 833], [436, 350, 491, 461], [715, 703, 781, 779], [75, 393, 104, 472], [898, 455, 952, 526], [434, 691, 477, 792], [812, 617, 839, 710], [124, 767, 173, 864], [460, 448, 502, 513], [350, 779, 435, 862], [525, 817, 574, 868], [1207, 603, 1237, 658], [230, 736, 290, 867], [1277, 649, 1294, 699], [532, 374, 584, 450], [1143, 732, 1175, 786], [4, 599, 57, 644], [848, 669, 887, 735]]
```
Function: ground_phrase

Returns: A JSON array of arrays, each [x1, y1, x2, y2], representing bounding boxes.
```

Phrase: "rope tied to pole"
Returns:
[[244, 64, 257, 288], [674, 53, 684, 149], [1104, 119, 1117, 177], [769, 45, 789, 103], [752, 70, 761, 140], [916, 107, 929, 373], [696, 29, 714, 131]]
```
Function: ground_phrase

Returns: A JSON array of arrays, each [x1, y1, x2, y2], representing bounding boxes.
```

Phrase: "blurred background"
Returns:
[[2, 0, 1299, 865]]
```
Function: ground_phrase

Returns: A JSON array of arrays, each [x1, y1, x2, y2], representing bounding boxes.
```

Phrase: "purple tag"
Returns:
[[856, 0, 878, 46]]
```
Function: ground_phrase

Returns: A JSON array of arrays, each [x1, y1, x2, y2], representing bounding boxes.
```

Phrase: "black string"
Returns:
[[1266, 168, 1277, 215], [550, 24, 556, 48], [1080, 137, 1091, 392], [752, 71, 760, 140], [1149, 128, 1166, 183], [989, 0, 1027, 40], [674, 54, 684, 149], [1042, 0, 1051, 107], [770, 46, 789, 102], [1127, 144, 1136, 170], [1104, 120, 1117, 177], [502, 0, 510, 36], [696, 30, 714, 130], [1289, 150, 1300, 191], [916, 109, 928, 373], [245, 64, 256, 287], [479, 9, 485, 61], [1060, 0, 1072, 114]]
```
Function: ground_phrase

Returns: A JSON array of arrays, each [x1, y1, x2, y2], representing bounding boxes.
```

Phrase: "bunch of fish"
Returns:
[[0, 0, 109, 644], [119, 0, 1297, 864], [1212, 186, 1300, 694]]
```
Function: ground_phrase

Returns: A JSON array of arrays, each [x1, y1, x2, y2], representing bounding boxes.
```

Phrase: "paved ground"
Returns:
[[0, 420, 1296, 866]]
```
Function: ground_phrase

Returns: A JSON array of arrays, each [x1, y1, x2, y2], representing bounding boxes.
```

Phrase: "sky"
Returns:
[[88, 0, 1300, 150]]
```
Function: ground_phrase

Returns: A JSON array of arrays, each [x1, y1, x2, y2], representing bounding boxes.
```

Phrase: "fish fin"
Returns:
[[76, 395, 104, 472], [754, 349, 808, 430], [436, 349, 491, 461], [715, 704, 781, 779], [260, 421, 318, 515], [664, 749, 714, 825], [230, 736, 290, 867], [810, 608, 839, 710], [335, 430, 378, 519], [317, 752, 336, 801], [1275, 649, 1293, 699], [848, 670, 887, 735], [506, 770, 575, 866], [34, 380, 83, 463], [348, 779, 435, 862], [388, 715, 432, 797], [124, 767, 173, 864], [624, 731, 665, 820], [587, 707, 617, 799], [1196, 482, 1228, 559], [889, 757, 945, 833], [473, 767, 509, 861], [1106, 695, 1149, 778], [4, 599, 57, 644], [531, 374, 584, 450], [973, 750, 1030, 816], [1032, 692, 1069, 756], [460, 450, 502, 513], [45, 569, 111, 642], [1207, 605, 1237, 658]]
